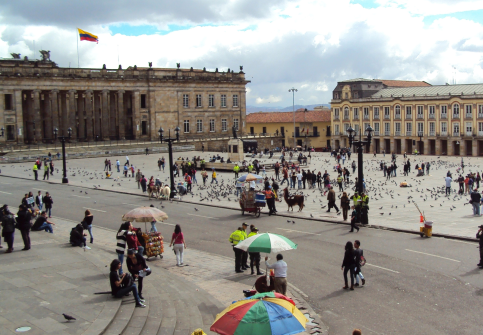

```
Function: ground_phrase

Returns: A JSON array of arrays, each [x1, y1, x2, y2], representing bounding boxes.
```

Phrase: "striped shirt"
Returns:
[[116, 230, 128, 255]]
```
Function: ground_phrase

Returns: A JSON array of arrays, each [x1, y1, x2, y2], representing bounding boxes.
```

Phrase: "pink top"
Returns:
[[172, 232, 184, 244]]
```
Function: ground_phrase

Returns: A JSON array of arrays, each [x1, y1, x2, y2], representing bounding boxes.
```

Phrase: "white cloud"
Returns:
[[255, 95, 282, 104]]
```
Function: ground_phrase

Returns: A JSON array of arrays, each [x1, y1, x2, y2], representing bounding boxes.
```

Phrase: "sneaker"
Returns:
[[84, 246, 91, 250], [354, 283, 360, 287], [136, 303, 146, 308], [362, 279, 366, 285]]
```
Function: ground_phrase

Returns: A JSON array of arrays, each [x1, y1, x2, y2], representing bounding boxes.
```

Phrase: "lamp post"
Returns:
[[347, 125, 373, 194], [418, 132, 423, 154], [288, 87, 298, 149], [159, 126, 180, 198], [53, 127, 72, 184]]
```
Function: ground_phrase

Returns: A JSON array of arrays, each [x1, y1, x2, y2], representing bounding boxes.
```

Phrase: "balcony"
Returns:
[[478, 114, 483, 119], [384, 131, 390, 136], [384, 115, 390, 120], [429, 131, 435, 136], [292, 131, 320, 138], [441, 131, 448, 136], [335, 131, 340, 136], [453, 132, 460, 137], [465, 132, 473, 137], [479, 131, 483, 136], [353, 115, 359, 120], [395, 131, 401, 136], [343, 115, 349, 120], [405, 114, 412, 120], [452, 114, 460, 119], [363, 115, 369, 120], [334, 115, 340, 120], [465, 114, 473, 119], [429, 114, 435, 119], [374, 115, 380, 120], [395, 114, 401, 119], [441, 114, 447, 119], [417, 114, 424, 119], [406, 131, 412, 136], [374, 131, 380, 136]]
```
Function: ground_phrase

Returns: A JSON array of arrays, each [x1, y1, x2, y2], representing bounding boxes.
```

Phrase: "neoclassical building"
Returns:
[[0, 52, 249, 145], [330, 78, 483, 156]]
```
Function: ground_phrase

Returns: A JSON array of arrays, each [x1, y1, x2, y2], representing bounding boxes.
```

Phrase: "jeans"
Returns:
[[343, 266, 354, 287], [46, 207, 52, 217], [117, 165, 120, 172], [446, 186, 451, 195], [354, 266, 365, 284], [38, 203, 43, 211], [118, 253, 125, 275], [192, 175, 197, 184], [174, 244, 184, 265], [34, 222, 53, 233], [211, 178, 218, 184], [150, 222, 157, 232], [472, 202, 480, 215], [290, 179, 295, 188], [281, 178, 288, 185], [236, 187, 242, 197], [297, 180, 302, 189], [137, 246, 145, 256], [86, 225, 93, 242], [115, 283, 141, 304]]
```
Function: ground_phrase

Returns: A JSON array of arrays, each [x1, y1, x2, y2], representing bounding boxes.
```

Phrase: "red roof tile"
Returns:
[[246, 110, 331, 123], [379, 80, 431, 88]]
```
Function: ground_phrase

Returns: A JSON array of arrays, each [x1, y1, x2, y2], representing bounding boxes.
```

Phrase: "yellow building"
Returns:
[[330, 78, 483, 156], [246, 108, 331, 150]]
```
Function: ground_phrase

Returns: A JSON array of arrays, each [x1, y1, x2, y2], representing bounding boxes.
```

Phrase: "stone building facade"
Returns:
[[330, 78, 483, 156], [0, 53, 249, 145]]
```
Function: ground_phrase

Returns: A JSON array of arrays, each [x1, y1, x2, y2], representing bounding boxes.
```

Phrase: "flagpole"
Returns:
[[76, 28, 79, 68]]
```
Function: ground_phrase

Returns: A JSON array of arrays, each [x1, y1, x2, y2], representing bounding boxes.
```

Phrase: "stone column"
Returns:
[[102, 90, 110, 140], [423, 139, 429, 155], [78, 92, 85, 139], [401, 137, 406, 154], [110, 92, 117, 138], [14, 90, 24, 143], [472, 139, 478, 157], [85, 90, 93, 141], [60, 91, 68, 136], [33, 90, 41, 143], [68, 90, 77, 139], [447, 140, 453, 156], [24, 91, 34, 142], [44, 92, 53, 141], [118, 90, 125, 139], [93, 92, 101, 139], [435, 139, 441, 156], [133, 91, 140, 139], [50, 90, 59, 136]]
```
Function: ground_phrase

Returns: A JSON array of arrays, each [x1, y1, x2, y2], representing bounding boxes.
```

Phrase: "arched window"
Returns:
[[344, 107, 349, 119], [395, 105, 401, 118], [453, 103, 460, 117]]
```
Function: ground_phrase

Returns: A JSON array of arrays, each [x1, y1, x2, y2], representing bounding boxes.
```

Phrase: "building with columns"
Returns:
[[330, 78, 483, 156], [0, 53, 249, 145]]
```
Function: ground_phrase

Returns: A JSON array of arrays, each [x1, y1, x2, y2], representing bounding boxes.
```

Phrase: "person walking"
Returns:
[[109, 259, 146, 308], [49, 160, 54, 175], [265, 254, 288, 295], [340, 192, 350, 221], [470, 188, 481, 216], [116, 159, 121, 172], [477, 226, 483, 268], [169, 224, 187, 266], [126, 249, 151, 300], [136, 169, 142, 189], [211, 168, 218, 184], [32, 162, 39, 180], [1, 205, 16, 253], [281, 167, 289, 186], [35, 191, 43, 211], [229, 227, 245, 273], [354, 240, 365, 286], [444, 175, 452, 195], [16, 204, 32, 251], [326, 186, 341, 214], [264, 186, 276, 215], [43, 192, 53, 218], [83, 209, 94, 243], [341, 241, 355, 290], [337, 174, 343, 192], [43, 163, 49, 180], [201, 169, 208, 186], [248, 226, 263, 275], [349, 205, 360, 232]]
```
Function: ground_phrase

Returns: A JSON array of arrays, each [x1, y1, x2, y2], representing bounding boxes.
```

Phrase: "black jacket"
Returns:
[[16, 209, 32, 230], [471, 191, 481, 203], [70, 224, 85, 245], [1, 213, 16, 235], [43, 195, 53, 208], [342, 249, 355, 268]]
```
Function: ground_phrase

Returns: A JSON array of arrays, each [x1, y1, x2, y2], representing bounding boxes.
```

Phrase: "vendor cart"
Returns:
[[420, 220, 433, 238], [239, 190, 265, 217], [142, 231, 164, 259]]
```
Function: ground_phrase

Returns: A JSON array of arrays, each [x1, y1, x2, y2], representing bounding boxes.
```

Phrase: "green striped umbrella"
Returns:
[[235, 233, 297, 253]]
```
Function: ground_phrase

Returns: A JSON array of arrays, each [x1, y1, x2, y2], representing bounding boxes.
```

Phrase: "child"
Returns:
[[350, 206, 359, 232]]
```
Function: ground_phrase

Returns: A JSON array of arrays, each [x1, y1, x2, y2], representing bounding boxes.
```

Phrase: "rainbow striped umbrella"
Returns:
[[210, 292, 308, 335]]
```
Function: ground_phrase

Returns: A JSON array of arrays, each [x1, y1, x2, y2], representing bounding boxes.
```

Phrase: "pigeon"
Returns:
[[194, 208, 199, 211], [287, 220, 291, 223], [310, 214, 313, 217], [62, 313, 76, 321]]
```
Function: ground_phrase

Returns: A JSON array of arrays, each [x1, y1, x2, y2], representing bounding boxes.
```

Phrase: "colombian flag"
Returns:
[[78, 28, 98, 43]]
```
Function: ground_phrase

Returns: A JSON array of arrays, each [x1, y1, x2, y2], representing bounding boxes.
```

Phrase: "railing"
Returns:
[[478, 114, 483, 119], [466, 132, 473, 137], [417, 114, 424, 119], [353, 115, 359, 120], [465, 114, 473, 119], [454, 132, 460, 137], [452, 114, 460, 119], [384, 131, 390, 136], [384, 115, 390, 120], [374, 131, 380, 136], [406, 131, 412, 136], [406, 114, 412, 120], [441, 114, 447, 119], [335, 131, 340, 135], [429, 114, 435, 119], [395, 114, 401, 119], [334, 115, 340, 120], [291, 131, 320, 138], [374, 115, 380, 120], [343, 115, 349, 120], [363, 115, 369, 120], [429, 131, 435, 136], [441, 131, 448, 136], [395, 131, 401, 136], [479, 131, 483, 136]]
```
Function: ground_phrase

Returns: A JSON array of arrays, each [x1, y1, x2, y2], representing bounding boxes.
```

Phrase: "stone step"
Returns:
[[122, 296, 150, 335], [82, 299, 122, 335], [102, 296, 136, 335]]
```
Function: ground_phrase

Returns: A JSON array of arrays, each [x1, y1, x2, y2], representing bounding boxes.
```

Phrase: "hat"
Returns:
[[268, 185, 272, 189], [251, 227, 259, 231], [242, 222, 248, 227], [127, 249, 135, 255]]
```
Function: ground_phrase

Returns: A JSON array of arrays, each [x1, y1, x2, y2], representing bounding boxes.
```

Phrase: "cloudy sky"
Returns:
[[1, 0, 483, 107]]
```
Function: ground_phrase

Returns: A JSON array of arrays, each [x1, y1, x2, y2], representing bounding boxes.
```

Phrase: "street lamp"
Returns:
[[418, 132, 423, 154], [347, 125, 373, 194], [288, 87, 298, 149], [53, 127, 72, 184], [159, 126, 180, 198]]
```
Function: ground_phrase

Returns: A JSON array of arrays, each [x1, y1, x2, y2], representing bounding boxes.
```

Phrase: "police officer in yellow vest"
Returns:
[[240, 223, 249, 269], [200, 159, 206, 170], [32, 163, 39, 181], [247, 226, 263, 275], [337, 174, 343, 192], [352, 191, 361, 223], [360, 192, 369, 225], [229, 226, 245, 273], [234, 164, 240, 179]]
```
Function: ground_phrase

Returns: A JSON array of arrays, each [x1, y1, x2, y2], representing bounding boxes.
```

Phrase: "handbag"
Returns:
[[121, 273, 134, 288]]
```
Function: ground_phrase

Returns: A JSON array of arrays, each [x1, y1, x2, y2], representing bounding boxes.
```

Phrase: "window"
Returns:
[[384, 107, 390, 119], [209, 94, 215, 107], [417, 106, 424, 119], [344, 107, 349, 119], [141, 121, 147, 135], [280, 127, 285, 135], [197, 119, 203, 132], [479, 105, 483, 118], [262, 127, 267, 134], [417, 122, 424, 134], [344, 123, 350, 134], [453, 123, 460, 136], [334, 108, 340, 119], [395, 105, 401, 118], [354, 124, 360, 134], [441, 105, 447, 118], [465, 105, 472, 118], [183, 120, 190, 133], [209, 119, 215, 132], [353, 107, 359, 119], [250, 127, 254, 134], [140, 94, 146, 109], [453, 103, 460, 118], [196, 94, 202, 107], [406, 122, 412, 135], [429, 122, 435, 135], [478, 122, 483, 135], [222, 119, 227, 131], [334, 93, 339, 99], [221, 94, 227, 108], [374, 107, 380, 119], [373, 123, 380, 135], [183, 94, 189, 108], [429, 106, 435, 118], [406, 106, 412, 118], [344, 92, 349, 99], [441, 122, 447, 134], [466, 122, 472, 135], [384, 122, 390, 135], [233, 118, 239, 130], [364, 123, 370, 132], [233, 95, 238, 107], [354, 91, 359, 98], [395, 122, 401, 134], [363, 107, 369, 119], [335, 124, 340, 135]]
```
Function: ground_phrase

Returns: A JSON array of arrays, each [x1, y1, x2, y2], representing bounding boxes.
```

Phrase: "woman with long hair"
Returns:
[[109, 259, 146, 308], [169, 224, 187, 266], [341, 241, 355, 290], [83, 209, 94, 244]]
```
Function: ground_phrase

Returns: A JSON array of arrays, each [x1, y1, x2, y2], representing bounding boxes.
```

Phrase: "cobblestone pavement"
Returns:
[[2, 151, 482, 239], [0, 215, 325, 335]]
